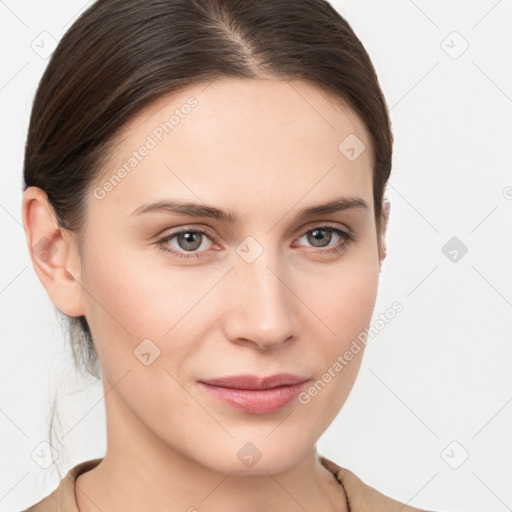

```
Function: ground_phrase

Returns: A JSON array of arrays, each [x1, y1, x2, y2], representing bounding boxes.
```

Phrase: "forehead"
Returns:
[[91, 77, 374, 220]]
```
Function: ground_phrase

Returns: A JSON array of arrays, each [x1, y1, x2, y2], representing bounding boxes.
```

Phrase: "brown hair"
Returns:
[[23, 0, 392, 474]]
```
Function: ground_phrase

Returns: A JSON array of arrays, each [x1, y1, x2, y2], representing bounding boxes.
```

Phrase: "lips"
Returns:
[[197, 373, 311, 414], [198, 373, 309, 390]]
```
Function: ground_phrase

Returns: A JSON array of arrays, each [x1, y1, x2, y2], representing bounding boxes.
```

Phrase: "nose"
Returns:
[[222, 247, 296, 351]]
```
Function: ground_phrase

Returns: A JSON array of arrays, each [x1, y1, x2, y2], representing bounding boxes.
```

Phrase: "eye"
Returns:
[[157, 228, 215, 259], [156, 224, 354, 260], [294, 224, 354, 255]]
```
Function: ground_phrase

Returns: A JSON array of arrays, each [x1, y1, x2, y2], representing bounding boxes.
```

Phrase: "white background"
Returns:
[[1, 1, 511, 511]]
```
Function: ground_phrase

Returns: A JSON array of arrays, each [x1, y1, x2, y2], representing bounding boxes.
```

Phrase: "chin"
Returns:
[[190, 437, 313, 476]]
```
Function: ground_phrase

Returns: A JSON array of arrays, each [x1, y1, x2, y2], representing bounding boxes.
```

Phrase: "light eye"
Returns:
[[156, 224, 354, 260], [297, 227, 343, 248], [295, 225, 353, 253], [157, 228, 214, 259]]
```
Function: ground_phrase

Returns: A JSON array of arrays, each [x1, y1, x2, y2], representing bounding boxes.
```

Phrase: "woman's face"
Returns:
[[71, 77, 383, 473]]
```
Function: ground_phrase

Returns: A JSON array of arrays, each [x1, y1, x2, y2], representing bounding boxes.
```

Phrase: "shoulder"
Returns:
[[22, 458, 103, 512], [319, 455, 437, 512]]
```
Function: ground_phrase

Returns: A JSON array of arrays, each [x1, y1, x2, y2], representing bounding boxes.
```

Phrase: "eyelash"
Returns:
[[156, 224, 354, 260]]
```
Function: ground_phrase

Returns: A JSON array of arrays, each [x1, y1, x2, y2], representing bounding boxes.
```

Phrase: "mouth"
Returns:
[[197, 373, 310, 414]]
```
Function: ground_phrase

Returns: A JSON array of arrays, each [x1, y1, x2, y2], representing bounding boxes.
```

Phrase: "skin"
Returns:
[[22, 77, 389, 512]]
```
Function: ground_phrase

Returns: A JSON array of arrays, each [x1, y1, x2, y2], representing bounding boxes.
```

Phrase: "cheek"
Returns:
[[80, 241, 229, 369], [324, 268, 378, 334], [295, 250, 379, 410], [297, 248, 380, 340]]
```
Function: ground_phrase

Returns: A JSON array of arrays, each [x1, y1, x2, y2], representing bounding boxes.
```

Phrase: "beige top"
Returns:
[[23, 455, 435, 511]]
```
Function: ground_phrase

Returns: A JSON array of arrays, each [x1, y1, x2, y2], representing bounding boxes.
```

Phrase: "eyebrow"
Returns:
[[131, 196, 368, 223]]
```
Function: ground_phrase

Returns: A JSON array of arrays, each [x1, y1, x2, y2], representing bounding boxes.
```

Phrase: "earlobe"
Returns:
[[21, 186, 85, 317], [378, 199, 390, 269]]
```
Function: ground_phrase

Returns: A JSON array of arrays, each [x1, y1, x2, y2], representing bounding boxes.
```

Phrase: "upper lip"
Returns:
[[199, 373, 309, 390]]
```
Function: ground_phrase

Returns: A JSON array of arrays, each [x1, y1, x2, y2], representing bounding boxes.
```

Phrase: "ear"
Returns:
[[21, 186, 85, 317], [378, 199, 390, 271]]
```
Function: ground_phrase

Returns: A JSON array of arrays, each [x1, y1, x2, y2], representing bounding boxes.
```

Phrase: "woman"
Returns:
[[21, 0, 435, 510]]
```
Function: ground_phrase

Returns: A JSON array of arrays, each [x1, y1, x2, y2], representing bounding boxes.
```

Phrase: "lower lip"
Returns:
[[198, 381, 308, 414]]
